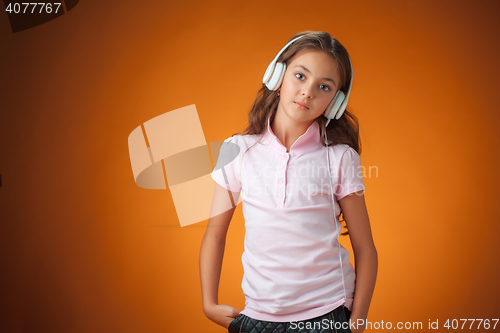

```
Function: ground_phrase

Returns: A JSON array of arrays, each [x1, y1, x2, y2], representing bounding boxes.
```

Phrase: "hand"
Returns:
[[349, 317, 365, 333], [203, 303, 241, 329]]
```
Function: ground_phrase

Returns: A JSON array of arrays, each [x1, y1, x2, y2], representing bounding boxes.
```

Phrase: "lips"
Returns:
[[294, 101, 309, 110]]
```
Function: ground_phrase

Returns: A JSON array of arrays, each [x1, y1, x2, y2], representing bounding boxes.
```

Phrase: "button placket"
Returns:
[[277, 153, 289, 207]]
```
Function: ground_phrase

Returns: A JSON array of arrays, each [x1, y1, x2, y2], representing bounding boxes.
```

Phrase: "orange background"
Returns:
[[1, 0, 499, 332]]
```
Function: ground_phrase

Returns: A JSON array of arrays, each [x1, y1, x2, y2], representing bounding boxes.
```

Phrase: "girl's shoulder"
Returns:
[[222, 133, 263, 150], [328, 143, 353, 155], [328, 143, 361, 165], [215, 134, 263, 171]]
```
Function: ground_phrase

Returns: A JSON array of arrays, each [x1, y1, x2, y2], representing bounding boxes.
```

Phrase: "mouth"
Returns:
[[294, 101, 309, 110]]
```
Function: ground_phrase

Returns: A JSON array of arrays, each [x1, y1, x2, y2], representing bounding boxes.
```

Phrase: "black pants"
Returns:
[[228, 305, 352, 333]]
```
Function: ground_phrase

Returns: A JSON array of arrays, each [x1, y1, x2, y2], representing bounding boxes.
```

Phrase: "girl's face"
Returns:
[[277, 49, 341, 125]]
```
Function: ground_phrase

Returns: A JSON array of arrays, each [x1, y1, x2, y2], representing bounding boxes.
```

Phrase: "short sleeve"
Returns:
[[336, 147, 366, 200], [211, 136, 242, 193]]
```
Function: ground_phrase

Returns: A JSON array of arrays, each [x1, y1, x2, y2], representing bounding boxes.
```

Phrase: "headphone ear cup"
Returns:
[[335, 99, 348, 119], [263, 61, 275, 86], [324, 90, 345, 120], [266, 62, 286, 91]]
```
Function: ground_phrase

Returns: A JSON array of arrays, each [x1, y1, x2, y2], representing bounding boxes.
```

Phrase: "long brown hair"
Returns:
[[233, 30, 361, 155]]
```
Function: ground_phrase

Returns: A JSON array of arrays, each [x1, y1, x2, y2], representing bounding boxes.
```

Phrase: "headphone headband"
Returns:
[[271, 35, 304, 64], [262, 35, 304, 88]]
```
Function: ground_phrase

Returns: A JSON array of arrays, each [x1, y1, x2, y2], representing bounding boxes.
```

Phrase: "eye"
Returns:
[[295, 72, 305, 80], [319, 84, 331, 91]]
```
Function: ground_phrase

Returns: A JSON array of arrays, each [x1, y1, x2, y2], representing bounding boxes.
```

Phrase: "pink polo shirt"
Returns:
[[211, 116, 366, 322]]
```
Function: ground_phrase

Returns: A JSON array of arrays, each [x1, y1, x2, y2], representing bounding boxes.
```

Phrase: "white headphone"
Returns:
[[262, 35, 353, 126]]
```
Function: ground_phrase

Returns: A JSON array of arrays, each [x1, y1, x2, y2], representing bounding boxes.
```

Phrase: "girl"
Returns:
[[200, 31, 377, 333]]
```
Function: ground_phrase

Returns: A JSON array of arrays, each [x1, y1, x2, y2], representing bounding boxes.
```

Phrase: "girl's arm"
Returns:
[[199, 183, 241, 328], [339, 190, 378, 333]]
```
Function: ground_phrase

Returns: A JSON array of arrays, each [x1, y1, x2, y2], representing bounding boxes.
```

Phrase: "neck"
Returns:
[[271, 107, 314, 152]]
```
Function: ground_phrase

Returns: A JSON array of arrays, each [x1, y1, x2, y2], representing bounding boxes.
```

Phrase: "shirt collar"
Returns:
[[263, 114, 323, 155]]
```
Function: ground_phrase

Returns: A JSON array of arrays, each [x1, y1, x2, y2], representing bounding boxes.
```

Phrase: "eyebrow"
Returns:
[[293, 65, 337, 87]]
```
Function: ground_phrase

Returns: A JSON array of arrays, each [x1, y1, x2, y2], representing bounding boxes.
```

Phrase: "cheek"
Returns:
[[279, 80, 293, 96], [317, 96, 333, 113], [281, 75, 299, 94]]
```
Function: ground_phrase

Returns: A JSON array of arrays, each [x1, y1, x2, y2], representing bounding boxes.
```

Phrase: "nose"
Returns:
[[301, 82, 314, 99]]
